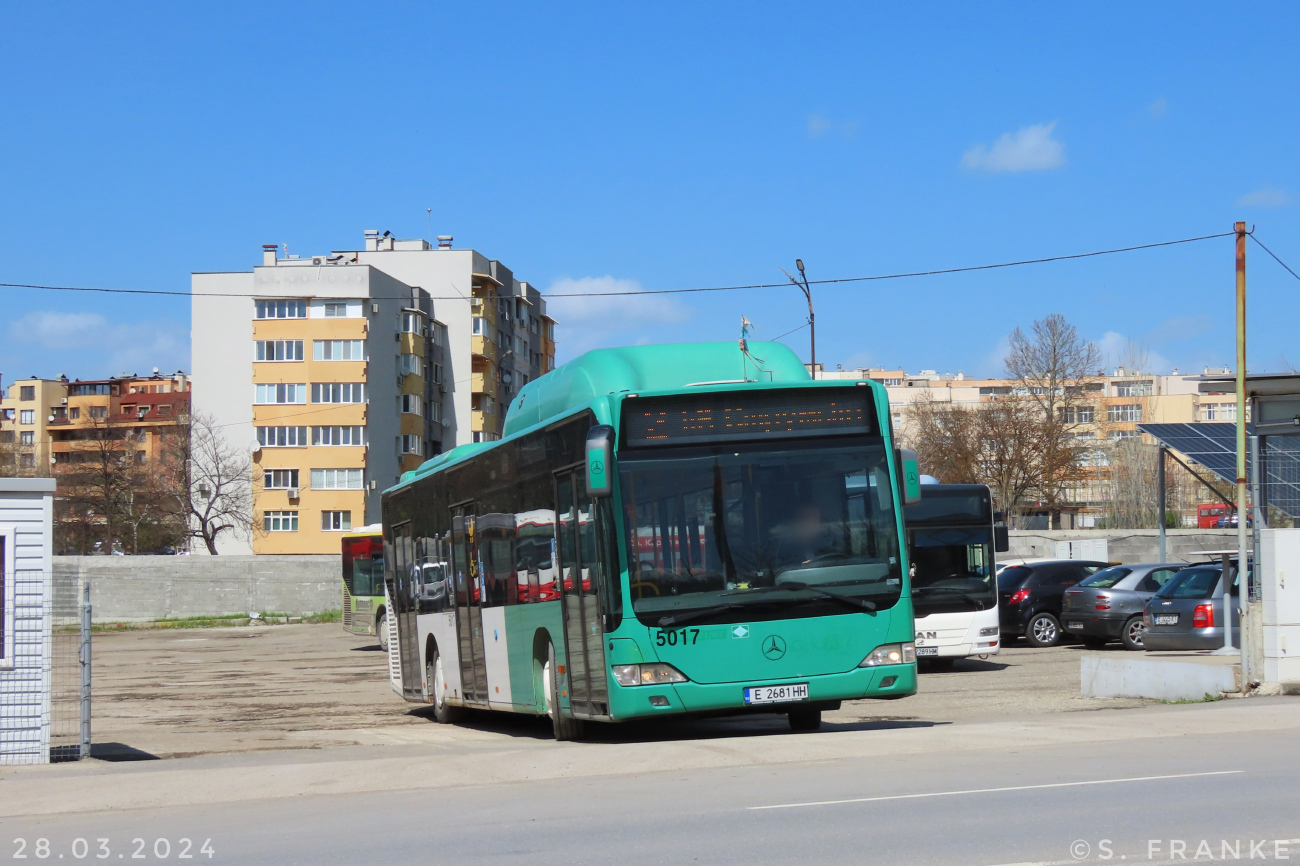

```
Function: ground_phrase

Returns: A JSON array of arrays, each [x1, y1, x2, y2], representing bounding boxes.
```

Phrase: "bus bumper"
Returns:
[[609, 663, 917, 720]]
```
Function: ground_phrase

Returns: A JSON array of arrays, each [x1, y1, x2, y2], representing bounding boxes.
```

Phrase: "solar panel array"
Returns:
[[1139, 422, 1300, 519]]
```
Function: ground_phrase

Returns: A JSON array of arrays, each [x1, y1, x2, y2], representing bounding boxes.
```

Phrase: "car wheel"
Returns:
[[427, 648, 463, 724], [1025, 613, 1062, 648], [1121, 615, 1146, 651], [377, 611, 389, 652], [788, 708, 822, 732]]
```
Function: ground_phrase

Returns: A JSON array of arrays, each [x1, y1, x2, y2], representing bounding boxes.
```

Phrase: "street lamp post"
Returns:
[[786, 259, 816, 374]]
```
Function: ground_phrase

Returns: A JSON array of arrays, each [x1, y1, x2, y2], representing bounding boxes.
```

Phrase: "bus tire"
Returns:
[[788, 708, 821, 732], [427, 647, 463, 725], [377, 611, 390, 652], [546, 642, 585, 742]]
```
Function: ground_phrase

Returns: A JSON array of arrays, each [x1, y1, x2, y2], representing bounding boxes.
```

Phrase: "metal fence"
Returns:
[[0, 569, 90, 764], [1262, 433, 1300, 525]]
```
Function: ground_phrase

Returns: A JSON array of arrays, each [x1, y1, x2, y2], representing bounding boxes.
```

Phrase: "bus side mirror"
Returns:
[[586, 425, 615, 498], [994, 524, 1010, 553], [896, 448, 921, 506]]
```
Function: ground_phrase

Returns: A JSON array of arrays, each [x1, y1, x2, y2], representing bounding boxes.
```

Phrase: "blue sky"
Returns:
[[1, 2, 1297, 382]]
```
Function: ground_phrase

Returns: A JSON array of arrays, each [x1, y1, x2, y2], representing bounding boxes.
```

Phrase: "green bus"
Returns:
[[381, 341, 921, 739], [341, 525, 388, 649]]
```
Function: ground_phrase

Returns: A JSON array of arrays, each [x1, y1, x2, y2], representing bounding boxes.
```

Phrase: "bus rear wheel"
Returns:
[[788, 708, 822, 732], [377, 611, 389, 652], [427, 648, 463, 725], [545, 642, 586, 742]]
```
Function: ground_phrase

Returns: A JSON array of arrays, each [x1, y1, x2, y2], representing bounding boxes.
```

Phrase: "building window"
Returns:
[[1115, 380, 1153, 397], [323, 302, 348, 318], [398, 354, 423, 377], [1106, 404, 1142, 423], [431, 364, 443, 385], [311, 383, 366, 404], [400, 394, 422, 415], [472, 317, 494, 338], [1200, 403, 1237, 422], [263, 469, 299, 489], [401, 312, 424, 334], [89, 406, 107, 419], [256, 426, 309, 447], [19, 454, 33, 469], [264, 511, 298, 532], [1058, 406, 1096, 424], [255, 383, 307, 404], [18, 410, 33, 425], [399, 434, 423, 456], [472, 395, 495, 415], [69, 408, 80, 420], [471, 432, 499, 444], [68, 384, 111, 396], [255, 340, 304, 361], [1109, 429, 1141, 441], [312, 426, 367, 446], [256, 300, 307, 319], [19, 386, 34, 401], [18, 432, 34, 445], [431, 322, 447, 346], [428, 401, 441, 422], [313, 340, 366, 361], [311, 468, 363, 490], [321, 511, 352, 531], [0, 431, 11, 443]]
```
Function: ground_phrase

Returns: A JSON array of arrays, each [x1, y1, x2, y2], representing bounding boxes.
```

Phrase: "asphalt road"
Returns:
[[6, 699, 1299, 865]]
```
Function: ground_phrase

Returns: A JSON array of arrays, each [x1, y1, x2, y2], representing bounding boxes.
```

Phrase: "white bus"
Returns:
[[904, 482, 1007, 668]]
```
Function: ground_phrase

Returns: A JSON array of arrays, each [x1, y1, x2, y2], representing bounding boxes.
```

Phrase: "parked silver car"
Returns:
[[1142, 564, 1241, 651], [1061, 563, 1185, 650]]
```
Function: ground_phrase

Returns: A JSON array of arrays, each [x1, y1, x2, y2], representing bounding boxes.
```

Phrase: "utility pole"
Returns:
[[784, 260, 816, 375], [1231, 221, 1248, 658]]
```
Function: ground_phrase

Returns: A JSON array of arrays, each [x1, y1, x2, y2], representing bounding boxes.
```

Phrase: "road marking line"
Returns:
[[747, 770, 1243, 811]]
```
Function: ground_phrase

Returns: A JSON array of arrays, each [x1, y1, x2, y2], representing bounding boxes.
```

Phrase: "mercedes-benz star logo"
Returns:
[[762, 635, 787, 660]]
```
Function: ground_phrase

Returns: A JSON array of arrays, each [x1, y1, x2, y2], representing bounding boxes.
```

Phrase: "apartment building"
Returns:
[[817, 364, 1242, 526], [48, 372, 191, 472], [191, 232, 555, 554], [0, 377, 68, 474]]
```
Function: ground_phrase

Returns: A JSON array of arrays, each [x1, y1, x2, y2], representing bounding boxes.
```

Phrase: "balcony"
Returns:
[[471, 335, 495, 358], [471, 409, 496, 433], [470, 372, 496, 397]]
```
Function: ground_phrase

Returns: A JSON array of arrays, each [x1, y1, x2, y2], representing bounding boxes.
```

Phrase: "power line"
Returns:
[[1249, 234, 1300, 283], [770, 322, 809, 341], [0, 230, 1235, 303]]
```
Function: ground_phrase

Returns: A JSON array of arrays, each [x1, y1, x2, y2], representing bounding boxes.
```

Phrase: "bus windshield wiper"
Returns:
[[912, 586, 988, 610], [726, 582, 877, 613], [657, 603, 750, 629]]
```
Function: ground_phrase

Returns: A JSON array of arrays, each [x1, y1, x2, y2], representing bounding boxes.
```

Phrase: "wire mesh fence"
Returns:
[[0, 568, 90, 765], [1263, 433, 1300, 525]]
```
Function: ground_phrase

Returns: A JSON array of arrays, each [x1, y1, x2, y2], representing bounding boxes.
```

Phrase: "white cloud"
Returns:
[[545, 276, 693, 360], [1147, 97, 1168, 117], [6, 311, 188, 377], [962, 122, 1065, 173], [1236, 187, 1291, 208], [1097, 331, 1172, 375], [807, 113, 833, 139], [806, 113, 860, 140], [975, 336, 1011, 379]]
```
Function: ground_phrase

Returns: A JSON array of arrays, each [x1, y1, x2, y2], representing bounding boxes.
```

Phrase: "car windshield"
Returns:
[[1154, 567, 1220, 599], [909, 527, 995, 613], [1078, 566, 1132, 589], [619, 440, 903, 626], [996, 566, 1032, 591]]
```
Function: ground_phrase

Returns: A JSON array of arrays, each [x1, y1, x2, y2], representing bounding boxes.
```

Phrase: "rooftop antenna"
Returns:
[[427, 207, 432, 243]]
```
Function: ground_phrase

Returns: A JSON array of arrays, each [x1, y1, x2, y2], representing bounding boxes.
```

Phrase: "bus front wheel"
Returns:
[[544, 642, 586, 742], [427, 648, 463, 725]]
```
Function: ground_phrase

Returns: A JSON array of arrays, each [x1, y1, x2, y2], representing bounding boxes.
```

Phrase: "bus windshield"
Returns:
[[908, 527, 995, 613], [618, 440, 903, 626], [345, 537, 384, 597]]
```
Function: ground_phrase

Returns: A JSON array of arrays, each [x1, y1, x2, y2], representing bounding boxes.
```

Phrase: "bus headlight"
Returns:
[[859, 643, 915, 667], [612, 663, 689, 686], [979, 627, 999, 637]]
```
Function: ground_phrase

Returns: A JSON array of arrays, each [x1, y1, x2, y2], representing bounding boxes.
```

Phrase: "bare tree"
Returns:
[[158, 411, 254, 554], [1005, 313, 1101, 527]]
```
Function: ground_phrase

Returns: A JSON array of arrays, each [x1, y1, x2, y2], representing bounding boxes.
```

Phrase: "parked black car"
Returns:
[[1061, 563, 1185, 650], [998, 560, 1109, 647]]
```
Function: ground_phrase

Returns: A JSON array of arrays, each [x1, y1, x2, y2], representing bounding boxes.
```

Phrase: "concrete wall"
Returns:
[[54, 555, 340, 622], [1008, 529, 1239, 564]]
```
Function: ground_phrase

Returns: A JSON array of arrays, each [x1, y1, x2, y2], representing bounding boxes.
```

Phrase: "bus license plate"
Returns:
[[744, 683, 809, 705], [1155, 614, 1179, 626], [916, 646, 938, 656]]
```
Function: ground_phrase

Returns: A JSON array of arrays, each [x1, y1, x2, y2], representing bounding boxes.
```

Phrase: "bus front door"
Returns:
[[451, 504, 488, 704], [391, 521, 421, 698], [556, 471, 609, 717]]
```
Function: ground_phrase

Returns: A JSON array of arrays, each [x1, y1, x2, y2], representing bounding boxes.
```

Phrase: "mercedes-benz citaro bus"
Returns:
[[380, 341, 922, 740], [904, 482, 1008, 668], [341, 525, 388, 649]]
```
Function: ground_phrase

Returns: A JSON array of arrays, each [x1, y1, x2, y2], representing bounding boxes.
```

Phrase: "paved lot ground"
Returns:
[[90, 623, 1153, 759]]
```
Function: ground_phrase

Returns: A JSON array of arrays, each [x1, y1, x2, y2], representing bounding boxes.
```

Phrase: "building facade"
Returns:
[[191, 232, 554, 554]]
